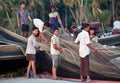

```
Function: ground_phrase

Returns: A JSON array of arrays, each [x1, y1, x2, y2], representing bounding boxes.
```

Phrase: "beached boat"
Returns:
[[36, 29, 120, 80], [98, 34, 120, 46], [0, 27, 120, 80], [0, 27, 26, 60]]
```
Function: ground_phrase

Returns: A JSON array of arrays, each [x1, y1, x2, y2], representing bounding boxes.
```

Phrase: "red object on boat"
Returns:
[[112, 29, 120, 34], [90, 22, 101, 29]]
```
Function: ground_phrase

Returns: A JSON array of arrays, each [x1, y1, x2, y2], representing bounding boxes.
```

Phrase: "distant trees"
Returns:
[[0, 0, 120, 32]]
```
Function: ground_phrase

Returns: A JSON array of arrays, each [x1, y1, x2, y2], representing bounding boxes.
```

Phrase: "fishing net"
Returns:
[[44, 28, 120, 79], [0, 27, 120, 79]]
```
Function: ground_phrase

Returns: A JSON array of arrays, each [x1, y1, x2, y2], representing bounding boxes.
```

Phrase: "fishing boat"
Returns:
[[98, 34, 120, 46], [0, 27, 26, 61], [36, 29, 120, 80], [0, 27, 120, 80]]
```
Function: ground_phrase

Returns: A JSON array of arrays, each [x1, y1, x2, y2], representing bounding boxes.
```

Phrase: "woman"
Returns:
[[49, 5, 63, 30], [89, 29, 98, 44], [25, 27, 43, 79]]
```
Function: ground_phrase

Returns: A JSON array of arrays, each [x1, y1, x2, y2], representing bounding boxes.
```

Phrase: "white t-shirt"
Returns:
[[49, 11, 58, 18], [113, 21, 120, 29], [75, 30, 90, 58], [50, 34, 60, 55], [33, 18, 44, 32]]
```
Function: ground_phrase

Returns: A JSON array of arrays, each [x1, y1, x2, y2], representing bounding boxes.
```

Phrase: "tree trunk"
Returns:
[[68, 7, 77, 24], [5, 10, 16, 33], [112, 0, 115, 21]]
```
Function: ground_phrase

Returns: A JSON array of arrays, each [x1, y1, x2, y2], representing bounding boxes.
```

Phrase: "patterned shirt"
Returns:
[[26, 34, 38, 54], [17, 9, 30, 25]]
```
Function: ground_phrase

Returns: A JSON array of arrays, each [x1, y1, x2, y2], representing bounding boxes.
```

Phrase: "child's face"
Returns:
[[54, 30, 59, 36], [51, 7, 55, 12], [33, 29, 39, 36], [90, 30, 95, 34], [20, 4, 25, 9], [72, 28, 78, 32], [85, 26, 90, 32]]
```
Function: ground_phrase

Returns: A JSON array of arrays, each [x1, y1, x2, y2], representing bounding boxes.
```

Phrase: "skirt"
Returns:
[[26, 54, 36, 61]]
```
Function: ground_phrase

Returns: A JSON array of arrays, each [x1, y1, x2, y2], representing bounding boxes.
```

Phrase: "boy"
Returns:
[[17, 2, 32, 37], [50, 29, 63, 79]]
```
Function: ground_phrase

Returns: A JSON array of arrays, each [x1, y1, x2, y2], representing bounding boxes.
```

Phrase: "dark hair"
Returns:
[[71, 25, 77, 29], [44, 22, 50, 27], [53, 28, 59, 32], [81, 23, 90, 30], [20, 1, 25, 5], [50, 5, 56, 11], [32, 27, 38, 31], [32, 27, 39, 37]]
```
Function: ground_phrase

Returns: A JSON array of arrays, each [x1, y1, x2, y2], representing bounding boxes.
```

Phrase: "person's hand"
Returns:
[[18, 23, 21, 27], [92, 48, 97, 52], [60, 48, 64, 54], [39, 47, 44, 51], [70, 33, 74, 37], [43, 40, 48, 44]]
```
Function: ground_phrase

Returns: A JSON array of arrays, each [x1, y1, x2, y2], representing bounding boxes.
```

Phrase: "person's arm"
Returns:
[[27, 10, 32, 22], [52, 37, 63, 53], [28, 15, 32, 22], [32, 38, 39, 49], [39, 32, 48, 43], [86, 33, 97, 52], [53, 44, 63, 53], [87, 44, 96, 52], [53, 44, 61, 51], [56, 12, 64, 28], [17, 11, 20, 27]]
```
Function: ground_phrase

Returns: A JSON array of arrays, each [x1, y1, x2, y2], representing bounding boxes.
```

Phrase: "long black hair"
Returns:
[[32, 27, 40, 37]]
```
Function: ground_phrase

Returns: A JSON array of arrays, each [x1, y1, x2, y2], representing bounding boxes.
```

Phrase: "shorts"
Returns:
[[21, 24, 29, 32], [26, 54, 36, 61], [51, 55, 61, 68]]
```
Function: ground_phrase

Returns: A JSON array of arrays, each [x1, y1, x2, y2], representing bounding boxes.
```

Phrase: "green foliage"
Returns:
[[0, 0, 120, 31]]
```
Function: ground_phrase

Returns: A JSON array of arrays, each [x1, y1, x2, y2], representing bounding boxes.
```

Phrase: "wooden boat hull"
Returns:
[[0, 27, 120, 80], [98, 34, 120, 46]]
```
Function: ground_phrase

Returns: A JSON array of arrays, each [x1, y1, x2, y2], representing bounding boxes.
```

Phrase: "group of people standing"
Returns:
[[17, 2, 61, 38], [17, 1, 63, 80], [17, 1, 97, 82]]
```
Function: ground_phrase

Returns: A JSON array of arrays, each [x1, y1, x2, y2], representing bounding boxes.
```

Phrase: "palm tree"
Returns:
[[53, 0, 89, 25], [92, 0, 104, 22], [0, 0, 16, 32]]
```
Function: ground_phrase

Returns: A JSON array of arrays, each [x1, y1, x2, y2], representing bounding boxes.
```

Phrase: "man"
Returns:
[[17, 1, 32, 37], [25, 27, 43, 79], [75, 23, 96, 82], [33, 18, 50, 43], [71, 26, 82, 39], [50, 29, 63, 79]]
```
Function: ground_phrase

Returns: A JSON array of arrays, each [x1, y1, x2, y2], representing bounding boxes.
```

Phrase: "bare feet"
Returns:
[[86, 75, 91, 82], [79, 78, 83, 82], [52, 75, 57, 80], [80, 75, 83, 82], [34, 75, 39, 79], [26, 76, 29, 79], [86, 79, 92, 82]]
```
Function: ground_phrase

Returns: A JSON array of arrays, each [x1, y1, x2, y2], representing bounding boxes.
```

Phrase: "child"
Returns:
[[25, 27, 43, 79]]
